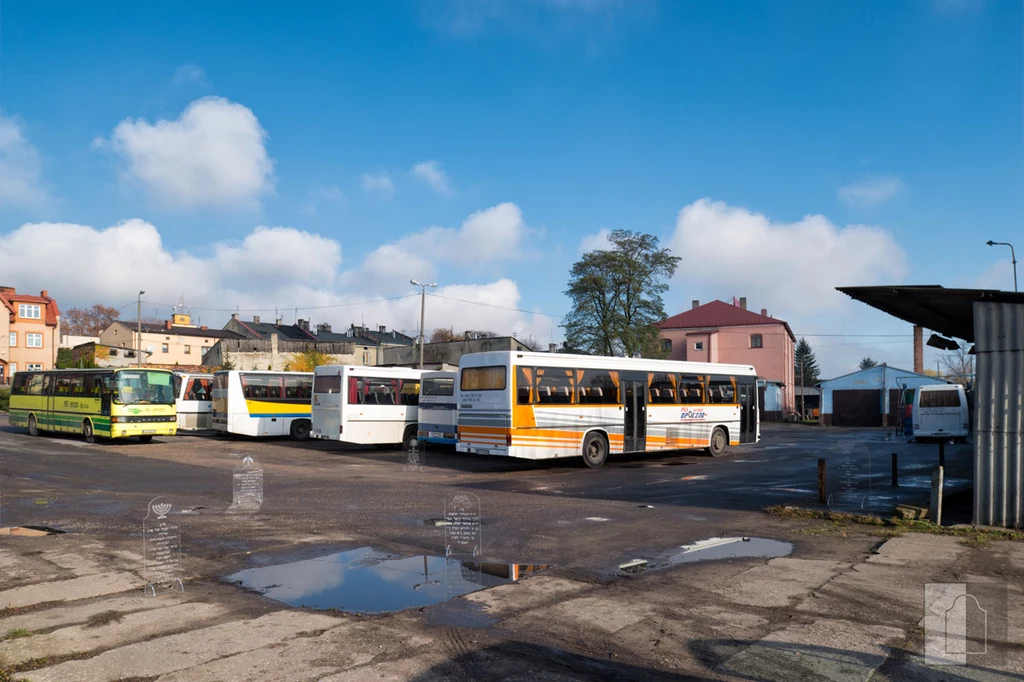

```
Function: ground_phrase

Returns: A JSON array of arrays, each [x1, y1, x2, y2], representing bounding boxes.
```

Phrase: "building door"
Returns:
[[737, 377, 757, 443], [623, 381, 647, 453], [832, 389, 882, 427]]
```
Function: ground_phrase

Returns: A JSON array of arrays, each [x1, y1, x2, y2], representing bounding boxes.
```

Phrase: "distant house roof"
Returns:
[[341, 325, 415, 346], [109, 320, 245, 340], [817, 363, 949, 387], [0, 288, 60, 326], [658, 300, 796, 341], [231, 319, 318, 341]]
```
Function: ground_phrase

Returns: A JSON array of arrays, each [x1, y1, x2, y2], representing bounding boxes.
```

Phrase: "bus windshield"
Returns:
[[114, 370, 176, 405], [422, 377, 454, 397]]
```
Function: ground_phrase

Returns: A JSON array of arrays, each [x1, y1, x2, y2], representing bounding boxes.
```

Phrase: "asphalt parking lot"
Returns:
[[1, 417, 1018, 681]]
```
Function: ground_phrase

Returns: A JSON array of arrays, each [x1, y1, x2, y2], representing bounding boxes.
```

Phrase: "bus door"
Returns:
[[43, 374, 56, 430], [737, 377, 757, 444], [623, 379, 647, 453]]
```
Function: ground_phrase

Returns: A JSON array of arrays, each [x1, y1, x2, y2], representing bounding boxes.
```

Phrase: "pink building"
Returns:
[[657, 299, 796, 418]]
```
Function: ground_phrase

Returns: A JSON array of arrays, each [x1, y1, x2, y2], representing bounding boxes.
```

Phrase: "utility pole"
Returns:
[[799, 360, 804, 419], [985, 240, 1018, 292], [409, 280, 437, 369], [137, 290, 145, 368]]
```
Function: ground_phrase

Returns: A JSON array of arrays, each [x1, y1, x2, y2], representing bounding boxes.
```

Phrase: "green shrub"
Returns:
[[0, 386, 9, 413]]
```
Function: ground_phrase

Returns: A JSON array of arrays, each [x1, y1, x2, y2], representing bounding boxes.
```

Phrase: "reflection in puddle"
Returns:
[[669, 537, 793, 564], [227, 547, 548, 613]]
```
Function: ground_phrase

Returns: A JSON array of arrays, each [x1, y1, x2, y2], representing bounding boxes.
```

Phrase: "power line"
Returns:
[[427, 293, 564, 318], [138, 294, 419, 314], [792, 333, 912, 338]]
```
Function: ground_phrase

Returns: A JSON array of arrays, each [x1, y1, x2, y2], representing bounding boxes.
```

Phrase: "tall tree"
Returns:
[[429, 327, 462, 343], [794, 338, 820, 386], [563, 230, 680, 358], [62, 304, 121, 336], [859, 357, 878, 370]]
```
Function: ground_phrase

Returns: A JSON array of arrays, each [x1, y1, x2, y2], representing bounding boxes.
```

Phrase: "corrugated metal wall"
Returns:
[[974, 301, 1024, 529]]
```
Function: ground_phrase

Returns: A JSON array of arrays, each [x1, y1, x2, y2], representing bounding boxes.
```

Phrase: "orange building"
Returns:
[[0, 287, 61, 383]]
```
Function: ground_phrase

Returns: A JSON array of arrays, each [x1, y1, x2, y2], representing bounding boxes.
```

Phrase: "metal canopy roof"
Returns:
[[836, 286, 1024, 343]]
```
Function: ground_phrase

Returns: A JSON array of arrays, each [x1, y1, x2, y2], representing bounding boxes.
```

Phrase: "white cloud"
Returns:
[[300, 185, 346, 214], [578, 228, 612, 253], [108, 97, 274, 209], [837, 176, 904, 207], [411, 160, 454, 196], [0, 216, 553, 344], [172, 63, 209, 86], [670, 198, 908, 316], [974, 258, 1015, 291], [360, 172, 395, 200], [343, 202, 530, 293], [0, 114, 49, 210]]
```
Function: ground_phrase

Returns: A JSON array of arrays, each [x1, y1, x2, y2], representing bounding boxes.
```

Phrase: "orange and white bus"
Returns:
[[455, 351, 758, 468]]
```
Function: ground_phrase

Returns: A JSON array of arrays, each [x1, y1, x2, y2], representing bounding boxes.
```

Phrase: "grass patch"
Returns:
[[765, 504, 1024, 545], [3, 628, 30, 640]]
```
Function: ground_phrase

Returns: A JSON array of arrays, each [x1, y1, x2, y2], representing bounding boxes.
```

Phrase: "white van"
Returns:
[[912, 384, 969, 442]]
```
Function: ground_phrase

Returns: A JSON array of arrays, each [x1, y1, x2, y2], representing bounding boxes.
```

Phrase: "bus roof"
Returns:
[[457, 350, 757, 376], [213, 369, 312, 376], [313, 364, 425, 378]]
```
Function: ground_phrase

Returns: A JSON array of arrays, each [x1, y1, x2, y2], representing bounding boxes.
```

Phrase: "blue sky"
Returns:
[[0, 0, 1020, 375]]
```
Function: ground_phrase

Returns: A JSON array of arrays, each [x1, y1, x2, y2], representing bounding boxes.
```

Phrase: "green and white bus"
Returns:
[[8, 368, 178, 442]]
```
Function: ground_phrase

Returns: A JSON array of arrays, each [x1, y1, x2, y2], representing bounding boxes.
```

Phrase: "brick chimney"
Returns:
[[40, 290, 48, 297], [913, 325, 924, 373], [761, 308, 767, 316], [253, 315, 261, 324], [231, 313, 239, 321], [739, 297, 747, 310], [691, 300, 700, 309], [165, 320, 172, 330]]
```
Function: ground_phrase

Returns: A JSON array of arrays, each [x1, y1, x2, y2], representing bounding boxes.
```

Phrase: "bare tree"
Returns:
[[429, 327, 463, 343], [62, 304, 121, 336], [518, 335, 540, 351], [940, 343, 974, 386]]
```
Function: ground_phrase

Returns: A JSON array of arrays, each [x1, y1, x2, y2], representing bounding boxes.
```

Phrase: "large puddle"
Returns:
[[227, 547, 548, 613], [668, 536, 793, 564]]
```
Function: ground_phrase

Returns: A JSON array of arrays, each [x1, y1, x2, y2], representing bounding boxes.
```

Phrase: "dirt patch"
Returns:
[[83, 610, 126, 629]]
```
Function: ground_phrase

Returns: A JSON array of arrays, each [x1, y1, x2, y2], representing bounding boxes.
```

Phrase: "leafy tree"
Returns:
[[56, 347, 97, 369], [563, 230, 680, 358], [218, 357, 236, 371], [794, 338, 820, 386], [62, 304, 121, 336], [284, 349, 332, 372], [859, 357, 878, 370]]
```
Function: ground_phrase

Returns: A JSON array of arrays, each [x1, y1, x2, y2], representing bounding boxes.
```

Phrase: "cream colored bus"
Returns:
[[455, 351, 758, 468]]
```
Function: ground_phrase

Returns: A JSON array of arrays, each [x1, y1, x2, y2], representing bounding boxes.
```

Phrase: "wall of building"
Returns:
[[661, 323, 795, 413], [71, 343, 149, 368], [5, 304, 60, 375], [60, 335, 99, 348], [758, 380, 784, 421], [202, 337, 372, 371], [819, 365, 950, 424], [382, 337, 531, 367], [100, 324, 221, 366]]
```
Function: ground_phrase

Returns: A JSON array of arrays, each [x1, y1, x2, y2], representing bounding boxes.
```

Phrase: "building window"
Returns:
[[26, 333, 43, 348], [750, 334, 763, 349], [202, 346, 210, 356], [694, 341, 704, 351], [184, 345, 191, 355], [162, 343, 169, 353], [10, 363, 16, 374], [18, 304, 41, 319], [110, 348, 119, 356], [661, 339, 672, 353], [8, 332, 16, 347], [26, 363, 42, 371]]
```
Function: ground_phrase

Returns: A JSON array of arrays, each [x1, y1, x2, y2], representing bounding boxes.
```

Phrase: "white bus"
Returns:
[[913, 383, 969, 443], [417, 371, 457, 446], [311, 365, 424, 447], [456, 351, 759, 468], [173, 372, 214, 431], [212, 370, 314, 440]]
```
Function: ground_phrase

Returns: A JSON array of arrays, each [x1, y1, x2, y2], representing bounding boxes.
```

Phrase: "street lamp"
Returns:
[[137, 290, 145, 368], [985, 240, 1018, 292], [410, 279, 437, 369]]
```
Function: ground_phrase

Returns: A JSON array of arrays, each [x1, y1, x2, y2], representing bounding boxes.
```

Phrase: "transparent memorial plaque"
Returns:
[[827, 438, 874, 512], [405, 435, 425, 472], [227, 455, 263, 514], [143, 496, 184, 595], [444, 493, 481, 558]]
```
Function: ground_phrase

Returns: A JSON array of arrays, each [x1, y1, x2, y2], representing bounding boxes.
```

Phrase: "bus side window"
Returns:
[[678, 374, 705, 404], [517, 367, 534, 405]]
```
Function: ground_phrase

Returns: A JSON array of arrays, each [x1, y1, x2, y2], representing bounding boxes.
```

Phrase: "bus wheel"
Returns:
[[706, 427, 727, 457], [138, 435, 154, 443], [28, 415, 39, 437], [83, 420, 96, 444], [290, 420, 311, 441], [402, 426, 418, 451], [582, 432, 608, 469]]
